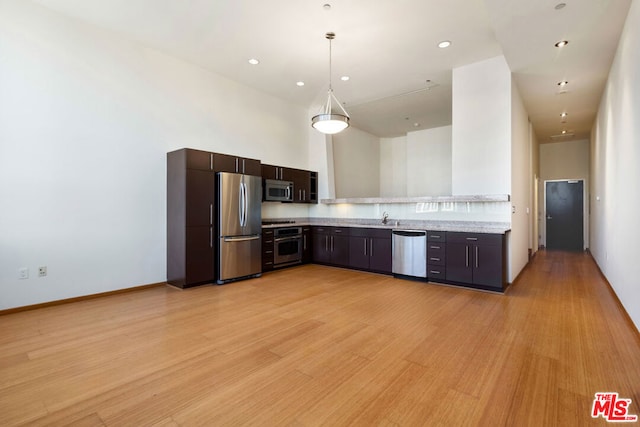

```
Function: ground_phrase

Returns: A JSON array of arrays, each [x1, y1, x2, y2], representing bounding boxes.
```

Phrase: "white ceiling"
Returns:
[[33, 0, 631, 141]]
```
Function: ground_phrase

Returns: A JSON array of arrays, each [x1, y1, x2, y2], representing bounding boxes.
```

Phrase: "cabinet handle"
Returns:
[[364, 239, 367, 255], [466, 237, 478, 241], [242, 159, 246, 174], [370, 238, 374, 257], [430, 257, 440, 262], [303, 235, 307, 250], [431, 235, 441, 239], [303, 190, 306, 200], [430, 270, 441, 274], [325, 235, 328, 252], [475, 246, 479, 268], [331, 236, 334, 252], [209, 204, 213, 225], [465, 246, 469, 267], [431, 245, 440, 249], [210, 227, 213, 248], [299, 189, 302, 200], [210, 153, 213, 170], [334, 229, 342, 233]]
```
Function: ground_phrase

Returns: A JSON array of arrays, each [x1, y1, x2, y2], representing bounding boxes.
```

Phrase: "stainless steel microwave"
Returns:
[[264, 179, 294, 202]]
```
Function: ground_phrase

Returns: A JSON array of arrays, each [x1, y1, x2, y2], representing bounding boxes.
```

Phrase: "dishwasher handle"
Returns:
[[392, 230, 426, 237]]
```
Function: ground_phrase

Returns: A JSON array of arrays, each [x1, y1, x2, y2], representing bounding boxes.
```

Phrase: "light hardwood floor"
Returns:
[[1, 251, 639, 426]]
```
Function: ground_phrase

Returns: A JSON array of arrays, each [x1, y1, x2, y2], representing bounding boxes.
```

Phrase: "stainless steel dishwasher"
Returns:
[[392, 230, 427, 279]]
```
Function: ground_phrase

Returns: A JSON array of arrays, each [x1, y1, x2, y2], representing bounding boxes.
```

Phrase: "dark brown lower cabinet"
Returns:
[[302, 227, 312, 263], [426, 231, 447, 281], [348, 228, 392, 274], [445, 232, 505, 291], [312, 227, 349, 267], [262, 228, 274, 272]]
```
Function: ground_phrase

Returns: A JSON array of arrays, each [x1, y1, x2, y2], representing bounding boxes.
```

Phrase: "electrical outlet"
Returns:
[[38, 266, 47, 277], [19, 268, 29, 279], [512, 206, 516, 213]]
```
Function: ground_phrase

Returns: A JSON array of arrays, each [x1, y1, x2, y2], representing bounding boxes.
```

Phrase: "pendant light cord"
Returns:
[[328, 36, 333, 92], [320, 32, 349, 118]]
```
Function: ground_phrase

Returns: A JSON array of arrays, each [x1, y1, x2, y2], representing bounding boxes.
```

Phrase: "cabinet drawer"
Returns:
[[427, 231, 447, 242], [447, 232, 503, 245], [427, 267, 446, 281], [427, 247, 446, 266], [331, 227, 350, 236], [350, 227, 391, 238], [427, 242, 445, 251]]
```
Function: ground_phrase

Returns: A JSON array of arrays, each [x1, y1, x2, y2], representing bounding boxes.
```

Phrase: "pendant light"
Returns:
[[312, 32, 350, 134]]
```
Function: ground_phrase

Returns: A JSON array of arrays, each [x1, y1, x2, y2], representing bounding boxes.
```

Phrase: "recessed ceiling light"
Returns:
[[248, 58, 259, 65], [340, 76, 350, 81], [562, 130, 567, 134], [555, 40, 569, 47], [296, 81, 305, 87], [438, 40, 451, 49], [560, 112, 568, 117], [557, 80, 569, 86], [413, 123, 420, 127], [555, 3, 566, 10]]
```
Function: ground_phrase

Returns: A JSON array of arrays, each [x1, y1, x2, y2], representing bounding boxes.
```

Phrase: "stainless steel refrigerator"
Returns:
[[216, 172, 262, 284]]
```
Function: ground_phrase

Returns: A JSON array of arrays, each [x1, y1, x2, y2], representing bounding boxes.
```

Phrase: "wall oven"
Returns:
[[264, 179, 294, 202], [274, 227, 302, 267]]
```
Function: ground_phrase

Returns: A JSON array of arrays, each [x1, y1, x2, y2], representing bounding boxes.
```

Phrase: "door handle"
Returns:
[[243, 182, 248, 226], [224, 235, 260, 242], [238, 183, 244, 226]]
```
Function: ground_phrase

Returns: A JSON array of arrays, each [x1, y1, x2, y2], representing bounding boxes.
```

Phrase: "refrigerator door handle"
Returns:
[[224, 235, 260, 242], [238, 181, 244, 227], [242, 182, 248, 227]]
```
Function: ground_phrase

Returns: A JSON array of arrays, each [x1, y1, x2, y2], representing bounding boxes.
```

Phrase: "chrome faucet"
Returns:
[[382, 211, 389, 224]]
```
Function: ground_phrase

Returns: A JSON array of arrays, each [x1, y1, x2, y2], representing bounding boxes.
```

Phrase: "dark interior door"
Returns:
[[546, 180, 583, 251]]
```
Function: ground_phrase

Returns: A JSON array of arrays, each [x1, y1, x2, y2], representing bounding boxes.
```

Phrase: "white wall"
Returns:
[[379, 136, 407, 197], [0, 1, 309, 309], [590, 0, 640, 331], [406, 126, 452, 196], [509, 82, 530, 282], [452, 56, 512, 195], [530, 126, 540, 254], [332, 127, 380, 198], [539, 139, 590, 248]]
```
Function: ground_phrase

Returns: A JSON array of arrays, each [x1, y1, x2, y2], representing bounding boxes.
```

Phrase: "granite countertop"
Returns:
[[320, 194, 510, 204], [262, 218, 511, 234]]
